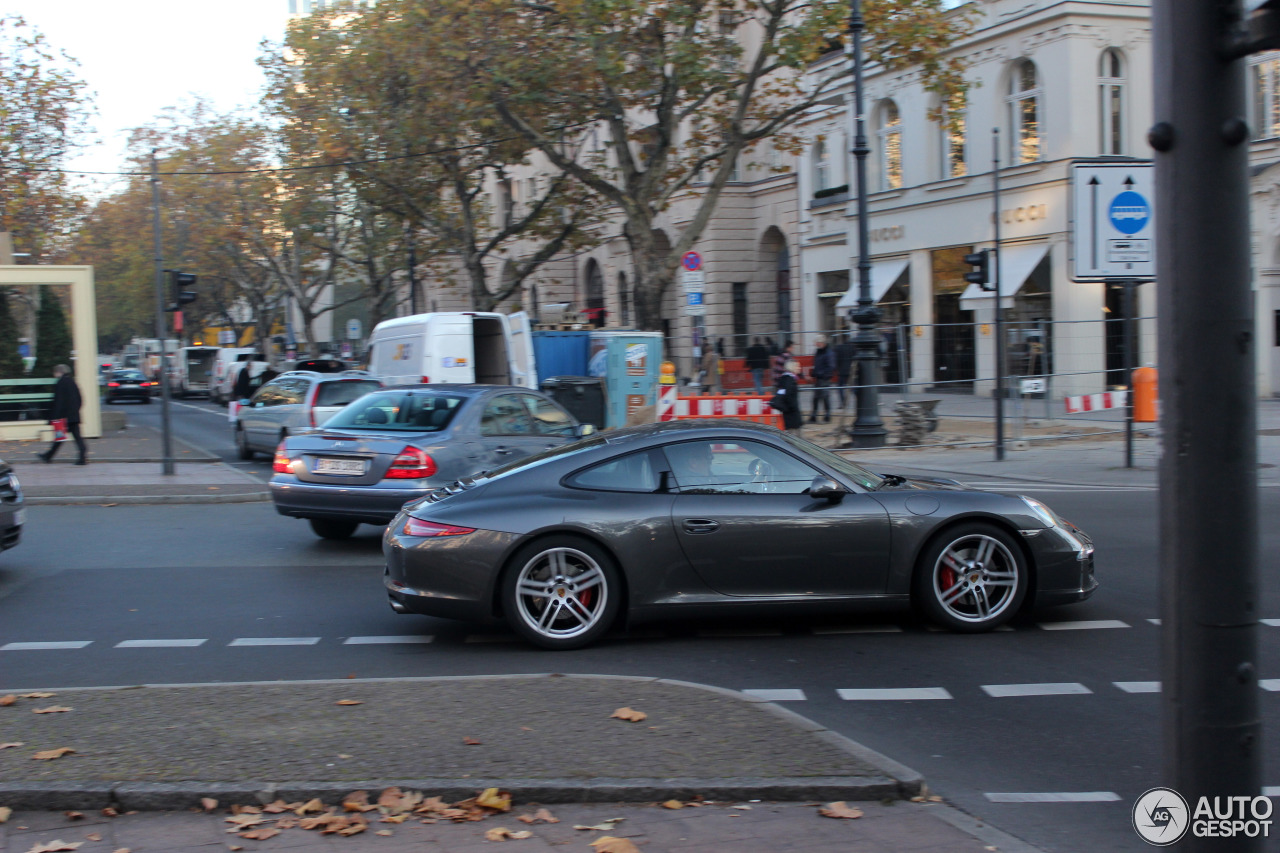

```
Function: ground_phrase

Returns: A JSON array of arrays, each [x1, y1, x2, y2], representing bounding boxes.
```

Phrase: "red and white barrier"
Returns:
[[657, 386, 782, 427], [1063, 391, 1127, 414]]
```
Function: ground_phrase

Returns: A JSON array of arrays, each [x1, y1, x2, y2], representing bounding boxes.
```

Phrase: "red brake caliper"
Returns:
[[940, 553, 957, 594]]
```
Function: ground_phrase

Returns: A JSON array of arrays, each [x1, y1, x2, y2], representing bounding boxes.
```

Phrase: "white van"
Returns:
[[366, 311, 536, 388], [210, 349, 265, 405]]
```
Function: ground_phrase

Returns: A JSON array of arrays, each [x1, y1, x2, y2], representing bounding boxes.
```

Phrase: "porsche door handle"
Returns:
[[682, 519, 720, 534]]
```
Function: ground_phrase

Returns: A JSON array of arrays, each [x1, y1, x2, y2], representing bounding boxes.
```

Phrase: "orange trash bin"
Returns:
[[1132, 366, 1158, 422]]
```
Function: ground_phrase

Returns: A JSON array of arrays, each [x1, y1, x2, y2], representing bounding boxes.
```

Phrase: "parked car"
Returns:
[[235, 370, 383, 460], [270, 384, 590, 539], [103, 369, 154, 404], [0, 460, 25, 554], [383, 420, 1097, 649]]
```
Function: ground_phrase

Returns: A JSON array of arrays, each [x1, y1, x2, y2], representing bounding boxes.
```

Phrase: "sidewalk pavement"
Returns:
[[0, 676, 1034, 853], [0, 423, 270, 505]]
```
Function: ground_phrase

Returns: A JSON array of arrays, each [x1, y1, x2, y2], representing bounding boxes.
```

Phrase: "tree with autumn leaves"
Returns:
[[0, 15, 93, 264]]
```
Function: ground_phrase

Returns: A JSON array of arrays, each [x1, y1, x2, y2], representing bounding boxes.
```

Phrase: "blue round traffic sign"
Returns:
[[681, 251, 702, 271], [1109, 191, 1150, 235]]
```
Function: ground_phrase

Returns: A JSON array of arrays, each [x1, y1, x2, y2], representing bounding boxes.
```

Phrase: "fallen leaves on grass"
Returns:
[[661, 800, 684, 809], [0, 695, 14, 706], [818, 801, 864, 819], [589, 837, 641, 853], [574, 818, 626, 831], [200, 798, 217, 812], [484, 827, 533, 841], [21, 693, 55, 699], [112, 848, 131, 853], [31, 747, 75, 761], [0, 742, 22, 749], [341, 791, 376, 812], [462, 736, 482, 745], [63, 812, 84, 820], [238, 827, 279, 841], [610, 707, 647, 722], [101, 808, 118, 818], [294, 799, 325, 816], [335, 699, 363, 706], [84, 834, 100, 842], [375, 829, 393, 836], [475, 788, 511, 811], [0, 807, 11, 823], [260, 800, 291, 814], [518, 808, 559, 824], [33, 706, 72, 714]]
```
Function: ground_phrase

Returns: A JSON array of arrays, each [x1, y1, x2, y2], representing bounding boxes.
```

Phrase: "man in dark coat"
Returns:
[[809, 336, 836, 423], [39, 364, 86, 465], [744, 337, 770, 394], [772, 358, 803, 432]]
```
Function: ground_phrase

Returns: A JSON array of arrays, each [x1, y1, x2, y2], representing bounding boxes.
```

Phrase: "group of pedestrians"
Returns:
[[732, 334, 859, 433]]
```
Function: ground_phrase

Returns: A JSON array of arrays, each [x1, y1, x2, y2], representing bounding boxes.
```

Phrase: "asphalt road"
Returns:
[[2, 397, 1277, 853]]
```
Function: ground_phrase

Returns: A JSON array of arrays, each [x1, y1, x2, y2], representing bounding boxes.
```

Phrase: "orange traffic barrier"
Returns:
[[659, 390, 783, 429], [1133, 366, 1158, 422]]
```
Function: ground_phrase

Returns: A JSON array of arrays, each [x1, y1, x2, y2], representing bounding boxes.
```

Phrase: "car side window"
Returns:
[[253, 381, 286, 407], [567, 451, 659, 493], [521, 395, 575, 436], [280, 378, 309, 405], [480, 394, 536, 436], [662, 439, 821, 495]]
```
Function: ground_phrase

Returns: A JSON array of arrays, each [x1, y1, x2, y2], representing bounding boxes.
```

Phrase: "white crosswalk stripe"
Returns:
[[343, 636, 434, 645], [115, 639, 207, 648], [228, 637, 321, 646], [0, 641, 92, 650], [982, 682, 1092, 697], [838, 687, 953, 700]]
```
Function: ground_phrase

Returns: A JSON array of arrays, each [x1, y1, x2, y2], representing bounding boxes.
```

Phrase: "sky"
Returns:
[[9, 0, 291, 192]]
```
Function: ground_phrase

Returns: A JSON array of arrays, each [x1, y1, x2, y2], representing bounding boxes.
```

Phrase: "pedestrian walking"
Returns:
[[809, 336, 835, 423], [769, 358, 803, 432], [745, 337, 770, 395], [771, 339, 794, 386], [38, 364, 86, 465], [834, 333, 856, 410], [699, 345, 722, 394]]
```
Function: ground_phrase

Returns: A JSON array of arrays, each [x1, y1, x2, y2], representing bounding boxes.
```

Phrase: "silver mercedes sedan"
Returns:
[[270, 385, 591, 539]]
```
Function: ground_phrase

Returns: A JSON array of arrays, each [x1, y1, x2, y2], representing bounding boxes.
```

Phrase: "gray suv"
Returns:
[[235, 370, 382, 460]]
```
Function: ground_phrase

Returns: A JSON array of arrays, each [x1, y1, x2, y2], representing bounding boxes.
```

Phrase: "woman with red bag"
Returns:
[[38, 364, 86, 465]]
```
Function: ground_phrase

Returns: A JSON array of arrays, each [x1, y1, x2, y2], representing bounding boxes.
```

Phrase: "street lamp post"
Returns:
[[846, 0, 887, 448]]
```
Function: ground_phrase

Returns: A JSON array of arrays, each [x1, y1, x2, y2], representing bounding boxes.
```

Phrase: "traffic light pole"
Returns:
[[149, 152, 175, 476], [991, 129, 1005, 462]]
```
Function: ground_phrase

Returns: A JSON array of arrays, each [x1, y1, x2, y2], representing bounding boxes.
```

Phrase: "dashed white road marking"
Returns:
[[1114, 681, 1161, 693], [742, 689, 807, 701], [982, 682, 1092, 698], [1259, 679, 1280, 692], [1264, 787, 1280, 797], [838, 687, 952, 701], [1, 641, 92, 651], [343, 636, 434, 645], [228, 637, 321, 647], [985, 792, 1121, 803], [1262, 619, 1280, 627], [1039, 620, 1130, 631], [115, 639, 207, 648], [1147, 619, 1162, 626]]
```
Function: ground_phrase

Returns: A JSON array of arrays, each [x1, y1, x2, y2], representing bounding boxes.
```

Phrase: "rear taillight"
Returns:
[[421, 375, 430, 384], [141, 381, 152, 387], [402, 517, 474, 537], [107, 382, 120, 387], [384, 446, 437, 479], [272, 442, 291, 474]]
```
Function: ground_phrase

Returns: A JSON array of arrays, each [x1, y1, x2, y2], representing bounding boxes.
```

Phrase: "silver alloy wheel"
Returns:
[[513, 546, 609, 641], [931, 533, 1020, 624]]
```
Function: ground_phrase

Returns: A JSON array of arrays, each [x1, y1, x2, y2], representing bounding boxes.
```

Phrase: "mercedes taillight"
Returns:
[[384, 446, 437, 480]]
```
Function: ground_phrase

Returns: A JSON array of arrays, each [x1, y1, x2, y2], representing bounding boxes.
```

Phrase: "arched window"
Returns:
[[1253, 54, 1280, 139], [813, 136, 832, 193], [937, 92, 967, 179], [1007, 59, 1042, 164], [878, 101, 903, 190], [1099, 50, 1125, 155]]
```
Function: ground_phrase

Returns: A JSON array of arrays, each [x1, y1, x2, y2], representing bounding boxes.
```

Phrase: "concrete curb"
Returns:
[[0, 673, 925, 811], [24, 491, 269, 506]]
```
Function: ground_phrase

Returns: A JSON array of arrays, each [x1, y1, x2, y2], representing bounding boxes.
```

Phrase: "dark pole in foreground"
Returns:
[[149, 151, 174, 476], [991, 129, 1005, 462], [1123, 280, 1135, 469], [1152, 0, 1260, 839], [845, 0, 886, 448]]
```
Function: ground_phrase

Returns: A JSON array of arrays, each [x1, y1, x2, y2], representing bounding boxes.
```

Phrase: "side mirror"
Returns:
[[808, 475, 847, 503], [576, 423, 597, 437]]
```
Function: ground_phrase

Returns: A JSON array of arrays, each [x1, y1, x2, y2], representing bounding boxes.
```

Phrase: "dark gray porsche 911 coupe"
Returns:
[[383, 420, 1096, 649]]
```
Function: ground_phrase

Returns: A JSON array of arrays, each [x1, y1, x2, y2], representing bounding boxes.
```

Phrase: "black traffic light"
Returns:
[[167, 270, 197, 312], [963, 249, 993, 291]]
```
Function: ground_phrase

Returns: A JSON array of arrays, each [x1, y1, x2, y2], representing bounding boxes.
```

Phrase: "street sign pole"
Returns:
[[149, 151, 174, 476], [1122, 278, 1136, 469], [992, 128, 1005, 462]]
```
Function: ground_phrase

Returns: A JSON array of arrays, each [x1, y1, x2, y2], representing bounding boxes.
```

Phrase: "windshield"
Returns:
[[322, 391, 465, 432], [777, 431, 885, 490]]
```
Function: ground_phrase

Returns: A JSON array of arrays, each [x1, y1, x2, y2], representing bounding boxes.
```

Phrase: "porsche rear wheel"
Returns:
[[503, 536, 620, 650], [916, 523, 1028, 632]]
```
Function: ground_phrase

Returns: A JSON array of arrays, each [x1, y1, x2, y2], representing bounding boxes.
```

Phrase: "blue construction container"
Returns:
[[531, 331, 591, 384]]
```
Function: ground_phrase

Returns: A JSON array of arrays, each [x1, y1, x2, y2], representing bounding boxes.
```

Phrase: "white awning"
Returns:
[[959, 242, 1049, 309], [836, 257, 910, 308]]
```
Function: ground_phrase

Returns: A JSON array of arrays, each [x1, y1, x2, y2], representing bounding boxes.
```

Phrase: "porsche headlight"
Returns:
[[1021, 495, 1092, 559], [1021, 496, 1059, 528]]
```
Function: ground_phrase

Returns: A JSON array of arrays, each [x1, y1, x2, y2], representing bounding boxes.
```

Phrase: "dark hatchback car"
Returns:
[[383, 420, 1097, 649], [271, 385, 591, 539], [103, 369, 154, 404]]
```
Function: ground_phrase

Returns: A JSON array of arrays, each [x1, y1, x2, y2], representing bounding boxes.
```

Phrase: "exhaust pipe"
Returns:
[[388, 597, 409, 614]]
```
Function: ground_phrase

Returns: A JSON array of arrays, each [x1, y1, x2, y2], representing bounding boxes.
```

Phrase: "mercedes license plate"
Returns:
[[315, 457, 364, 476]]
